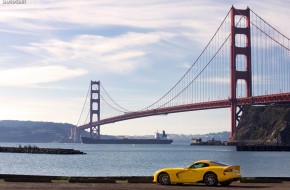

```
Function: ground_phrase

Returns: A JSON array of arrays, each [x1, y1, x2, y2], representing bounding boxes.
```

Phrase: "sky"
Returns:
[[0, 0, 289, 136]]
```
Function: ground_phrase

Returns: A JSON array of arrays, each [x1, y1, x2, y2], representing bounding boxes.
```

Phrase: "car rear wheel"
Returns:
[[204, 172, 218, 186], [158, 172, 170, 185]]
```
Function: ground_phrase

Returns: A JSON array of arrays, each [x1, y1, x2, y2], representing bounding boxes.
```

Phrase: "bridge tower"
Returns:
[[90, 81, 101, 139], [230, 6, 252, 140]]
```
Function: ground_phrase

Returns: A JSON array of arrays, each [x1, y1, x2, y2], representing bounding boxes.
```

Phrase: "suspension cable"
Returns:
[[84, 110, 90, 125], [250, 22, 290, 52], [100, 83, 131, 112], [100, 94, 127, 113], [250, 9, 290, 41], [142, 8, 232, 111], [149, 9, 246, 108], [235, 9, 290, 52], [159, 34, 231, 108], [76, 84, 90, 126]]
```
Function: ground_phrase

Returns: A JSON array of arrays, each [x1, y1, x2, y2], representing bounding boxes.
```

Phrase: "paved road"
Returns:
[[1, 181, 290, 190]]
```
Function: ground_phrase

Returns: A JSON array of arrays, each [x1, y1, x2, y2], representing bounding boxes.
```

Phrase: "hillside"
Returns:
[[235, 105, 290, 145], [168, 131, 230, 142], [0, 120, 75, 143], [0, 120, 230, 143]]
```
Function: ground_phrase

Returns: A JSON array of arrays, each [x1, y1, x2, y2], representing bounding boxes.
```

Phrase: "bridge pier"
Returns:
[[230, 6, 252, 140], [90, 81, 101, 139], [73, 128, 81, 143]]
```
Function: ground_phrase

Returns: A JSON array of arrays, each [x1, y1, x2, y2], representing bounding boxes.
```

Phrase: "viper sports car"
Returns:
[[153, 160, 241, 186]]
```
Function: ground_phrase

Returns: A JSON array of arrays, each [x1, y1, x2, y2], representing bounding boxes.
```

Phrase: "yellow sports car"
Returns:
[[153, 160, 241, 186]]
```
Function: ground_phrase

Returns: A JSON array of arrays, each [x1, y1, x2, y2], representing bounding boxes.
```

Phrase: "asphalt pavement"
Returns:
[[1, 181, 290, 190]]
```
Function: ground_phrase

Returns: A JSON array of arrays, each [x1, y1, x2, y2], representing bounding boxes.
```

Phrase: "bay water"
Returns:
[[0, 142, 289, 177]]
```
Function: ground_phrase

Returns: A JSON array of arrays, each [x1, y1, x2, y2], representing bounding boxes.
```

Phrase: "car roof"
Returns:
[[193, 160, 228, 166], [194, 160, 211, 164]]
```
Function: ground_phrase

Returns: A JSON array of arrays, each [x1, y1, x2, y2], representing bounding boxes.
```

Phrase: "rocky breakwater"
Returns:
[[0, 145, 86, 154]]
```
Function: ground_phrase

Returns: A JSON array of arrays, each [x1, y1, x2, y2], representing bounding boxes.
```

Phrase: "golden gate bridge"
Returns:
[[74, 6, 290, 142]]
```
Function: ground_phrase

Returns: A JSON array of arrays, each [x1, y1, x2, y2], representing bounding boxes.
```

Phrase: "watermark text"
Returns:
[[3, 0, 26, 4]]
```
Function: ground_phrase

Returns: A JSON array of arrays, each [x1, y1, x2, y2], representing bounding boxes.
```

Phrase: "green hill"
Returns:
[[0, 120, 231, 143], [0, 120, 75, 143]]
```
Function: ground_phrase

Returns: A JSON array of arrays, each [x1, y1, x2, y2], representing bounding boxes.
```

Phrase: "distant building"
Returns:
[[190, 138, 203, 145], [207, 138, 222, 145], [191, 137, 224, 145], [155, 130, 169, 140]]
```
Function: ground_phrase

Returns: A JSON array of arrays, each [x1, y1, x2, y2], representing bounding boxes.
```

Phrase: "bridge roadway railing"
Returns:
[[77, 92, 290, 130]]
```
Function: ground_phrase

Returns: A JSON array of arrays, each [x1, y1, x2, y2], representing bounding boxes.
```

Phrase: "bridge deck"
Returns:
[[77, 93, 290, 130]]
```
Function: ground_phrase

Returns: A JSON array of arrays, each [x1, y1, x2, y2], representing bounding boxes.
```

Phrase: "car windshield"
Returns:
[[190, 163, 209, 168], [210, 161, 228, 166]]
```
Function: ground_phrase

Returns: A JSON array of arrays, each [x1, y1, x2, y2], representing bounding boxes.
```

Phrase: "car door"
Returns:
[[177, 163, 208, 182]]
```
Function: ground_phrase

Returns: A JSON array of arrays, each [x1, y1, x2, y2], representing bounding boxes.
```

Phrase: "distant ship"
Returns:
[[81, 130, 173, 144]]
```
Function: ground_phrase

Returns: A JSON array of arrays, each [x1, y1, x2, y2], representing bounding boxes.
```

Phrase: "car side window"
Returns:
[[191, 163, 209, 169]]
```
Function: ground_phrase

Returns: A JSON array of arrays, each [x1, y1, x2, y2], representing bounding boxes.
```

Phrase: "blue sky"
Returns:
[[0, 0, 289, 136]]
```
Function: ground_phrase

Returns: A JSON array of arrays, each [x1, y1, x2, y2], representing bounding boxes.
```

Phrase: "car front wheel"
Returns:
[[204, 172, 218, 186], [158, 172, 170, 185]]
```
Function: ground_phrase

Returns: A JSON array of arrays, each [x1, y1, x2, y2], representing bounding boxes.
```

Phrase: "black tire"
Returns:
[[203, 172, 218, 186], [220, 181, 232, 186], [158, 172, 170, 185]]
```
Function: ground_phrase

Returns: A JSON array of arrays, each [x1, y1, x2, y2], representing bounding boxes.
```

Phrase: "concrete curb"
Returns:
[[240, 177, 290, 183], [0, 174, 289, 183], [69, 178, 116, 183], [4, 177, 52, 183], [0, 175, 153, 183]]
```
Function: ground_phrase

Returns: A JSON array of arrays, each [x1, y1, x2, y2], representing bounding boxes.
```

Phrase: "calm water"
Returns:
[[0, 142, 290, 177]]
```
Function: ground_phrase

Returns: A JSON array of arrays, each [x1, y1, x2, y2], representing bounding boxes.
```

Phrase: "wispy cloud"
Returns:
[[1, 1, 198, 28], [179, 62, 192, 69], [0, 94, 82, 124], [0, 54, 14, 62], [0, 65, 87, 87], [0, 1, 229, 42], [15, 32, 176, 74]]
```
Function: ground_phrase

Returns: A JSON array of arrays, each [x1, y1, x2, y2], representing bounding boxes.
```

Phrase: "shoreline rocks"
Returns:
[[0, 145, 85, 154]]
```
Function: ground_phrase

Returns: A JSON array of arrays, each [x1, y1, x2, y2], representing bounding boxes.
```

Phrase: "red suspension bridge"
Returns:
[[74, 6, 290, 141]]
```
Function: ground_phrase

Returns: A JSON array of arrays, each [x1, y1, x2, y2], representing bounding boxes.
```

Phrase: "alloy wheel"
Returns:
[[158, 173, 170, 185], [204, 172, 218, 186]]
